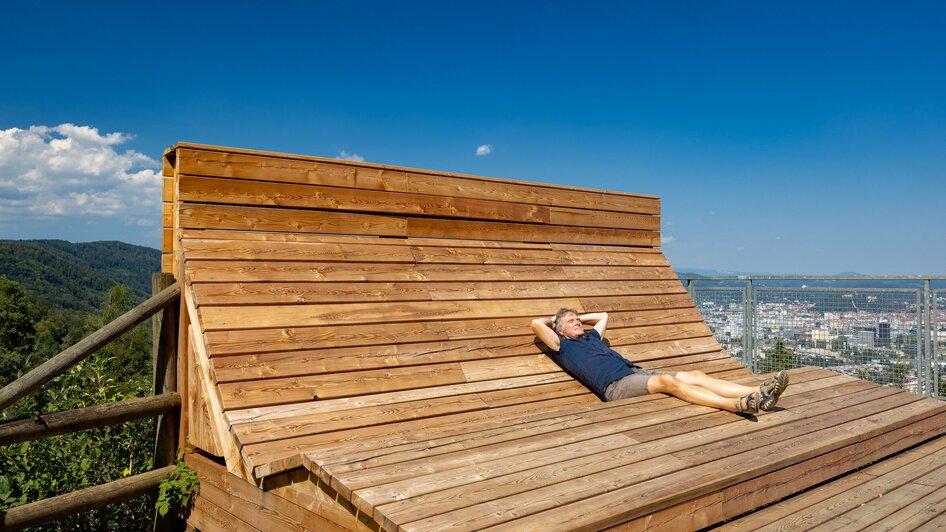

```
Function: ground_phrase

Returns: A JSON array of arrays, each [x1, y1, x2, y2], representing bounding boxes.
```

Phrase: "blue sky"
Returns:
[[1, 1, 944, 275]]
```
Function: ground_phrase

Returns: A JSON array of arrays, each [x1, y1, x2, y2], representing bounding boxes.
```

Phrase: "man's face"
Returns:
[[559, 312, 584, 339]]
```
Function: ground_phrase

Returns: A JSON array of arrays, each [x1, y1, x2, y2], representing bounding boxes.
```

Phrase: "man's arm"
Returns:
[[582, 312, 609, 338], [531, 316, 561, 351]]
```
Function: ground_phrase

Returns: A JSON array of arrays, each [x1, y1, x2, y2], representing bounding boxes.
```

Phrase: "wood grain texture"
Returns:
[[166, 143, 946, 532]]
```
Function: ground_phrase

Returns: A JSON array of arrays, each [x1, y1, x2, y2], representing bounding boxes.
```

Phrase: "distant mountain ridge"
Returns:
[[0, 240, 161, 311]]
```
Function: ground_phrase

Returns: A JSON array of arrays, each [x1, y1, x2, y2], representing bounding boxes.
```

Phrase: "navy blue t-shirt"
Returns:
[[553, 329, 639, 397]]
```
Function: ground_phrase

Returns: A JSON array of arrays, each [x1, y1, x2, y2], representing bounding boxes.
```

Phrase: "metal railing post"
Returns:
[[923, 278, 932, 397], [745, 278, 755, 372]]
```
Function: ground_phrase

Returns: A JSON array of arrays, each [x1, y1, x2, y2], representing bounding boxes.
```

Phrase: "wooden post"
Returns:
[[152, 273, 180, 532], [152, 273, 179, 468]]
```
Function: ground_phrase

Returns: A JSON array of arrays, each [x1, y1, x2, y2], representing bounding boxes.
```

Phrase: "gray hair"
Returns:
[[553, 307, 579, 335]]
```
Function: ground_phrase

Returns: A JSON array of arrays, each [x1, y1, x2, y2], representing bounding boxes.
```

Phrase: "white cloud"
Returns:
[[337, 150, 364, 162], [661, 236, 674, 244], [0, 124, 161, 226], [476, 144, 492, 156]]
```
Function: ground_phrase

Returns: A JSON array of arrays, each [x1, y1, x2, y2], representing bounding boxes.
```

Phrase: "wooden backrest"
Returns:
[[162, 143, 746, 478]]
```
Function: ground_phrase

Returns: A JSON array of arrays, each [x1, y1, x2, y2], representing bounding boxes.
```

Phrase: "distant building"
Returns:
[[853, 329, 875, 348], [877, 320, 890, 347]]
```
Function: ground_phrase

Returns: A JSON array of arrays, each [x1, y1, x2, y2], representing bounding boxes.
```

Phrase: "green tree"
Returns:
[[0, 276, 39, 387], [762, 338, 795, 373], [0, 283, 156, 530]]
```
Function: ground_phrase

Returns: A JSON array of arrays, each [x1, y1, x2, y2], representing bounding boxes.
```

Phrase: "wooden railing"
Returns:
[[0, 274, 181, 531]]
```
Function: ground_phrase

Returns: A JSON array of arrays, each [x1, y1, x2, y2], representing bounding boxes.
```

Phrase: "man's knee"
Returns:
[[677, 370, 707, 383], [648, 374, 682, 394]]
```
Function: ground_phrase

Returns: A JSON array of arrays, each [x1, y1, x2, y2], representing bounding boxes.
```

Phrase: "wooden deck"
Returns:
[[714, 434, 946, 530], [162, 143, 946, 531]]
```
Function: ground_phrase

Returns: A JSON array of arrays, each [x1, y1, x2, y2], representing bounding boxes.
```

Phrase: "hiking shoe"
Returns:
[[737, 391, 762, 415], [759, 371, 789, 411]]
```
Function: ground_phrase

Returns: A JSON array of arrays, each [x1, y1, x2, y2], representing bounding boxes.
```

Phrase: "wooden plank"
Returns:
[[713, 436, 946, 530], [182, 228, 667, 255], [186, 452, 356, 532], [460, 355, 560, 382], [407, 217, 659, 247], [242, 395, 597, 478], [191, 279, 685, 306], [163, 176, 174, 202], [605, 322, 714, 348], [233, 393, 491, 445], [186, 261, 569, 283], [198, 297, 586, 331], [330, 370, 836, 514], [183, 242, 416, 263], [212, 337, 543, 383], [178, 203, 408, 237], [227, 374, 574, 424], [621, 412, 946, 531], [218, 364, 469, 410], [185, 261, 676, 283], [171, 146, 659, 215], [265, 467, 376, 532], [162, 229, 174, 254], [180, 238, 667, 264], [176, 146, 406, 191], [189, 494, 261, 531], [461, 398, 946, 532], [178, 174, 554, 225], [405, 170, 659, 214], [353, 373, 870, 522], [204, 321, 450, 356], [549, 206, 659, 231]]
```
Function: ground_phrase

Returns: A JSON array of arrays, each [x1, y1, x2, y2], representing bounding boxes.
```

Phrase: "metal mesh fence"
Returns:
[[689, 287, 747, 366], [751, 287, 921, 393], [935, 289, 945, 399], [686, 278, 937, 396]]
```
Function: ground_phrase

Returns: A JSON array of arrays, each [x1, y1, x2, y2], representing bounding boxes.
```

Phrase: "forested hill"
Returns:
[[0, 240, 161, 311]]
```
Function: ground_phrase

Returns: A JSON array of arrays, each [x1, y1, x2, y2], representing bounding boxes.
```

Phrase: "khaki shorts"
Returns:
[[604, 369, 678, 401]]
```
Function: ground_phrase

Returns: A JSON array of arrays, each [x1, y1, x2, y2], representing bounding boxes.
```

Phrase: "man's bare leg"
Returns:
[[673, 370, 758, 398], [646, 374, 747, 413]]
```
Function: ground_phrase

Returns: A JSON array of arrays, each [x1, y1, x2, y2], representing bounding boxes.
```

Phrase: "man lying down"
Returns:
[[531, 308, 788, 415]]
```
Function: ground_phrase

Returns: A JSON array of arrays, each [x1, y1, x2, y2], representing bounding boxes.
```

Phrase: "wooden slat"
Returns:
[[314, 370, 836, 498], [227, 374, 575, 424], [406, 217, 658, 247], [191, 279, 686, 306], [218, 363, 470, 410], [405, 169, 659, 215], [173, 145, 659, 215], [241, 395, 599, 478], [185, 261, 675, 283], [716, 435, 946, 530], [198, 297, 587, 331], [549, 206, 660, 231], [212, 337, 542, 383], [204, 321, 451, 356], [162, 176, 174, 202], [386, 393, 944, 531], [341, 370, 849, 511], [182, 238, 670, 266], [178, 203, 408, 236], [176, 147, 405, 191], [179, 174, 554, 225]]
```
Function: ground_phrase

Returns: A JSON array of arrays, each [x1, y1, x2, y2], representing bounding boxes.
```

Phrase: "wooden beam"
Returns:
[[152, 273, 181, 469], [0, 465, 176, 531], [0, 393, 180, 446]]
